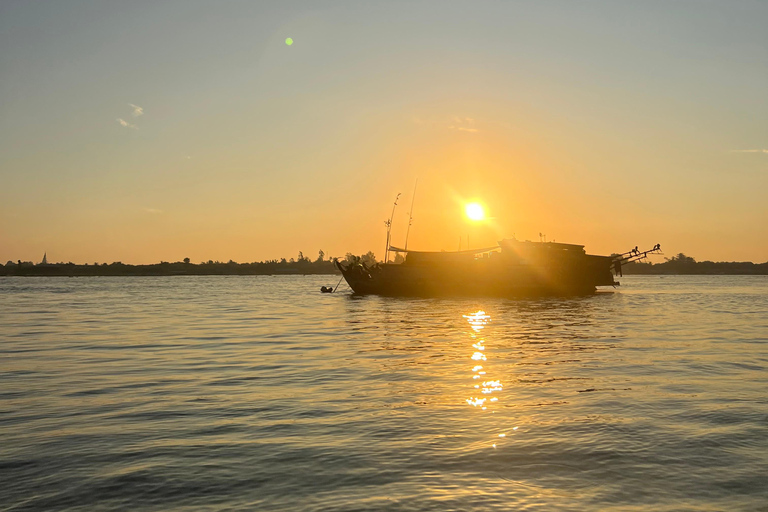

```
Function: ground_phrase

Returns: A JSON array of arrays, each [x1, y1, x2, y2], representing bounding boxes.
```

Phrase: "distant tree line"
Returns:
[[2, 251, 766, 276], [0, 250, 377, 277], [622, 253, 768, 275]]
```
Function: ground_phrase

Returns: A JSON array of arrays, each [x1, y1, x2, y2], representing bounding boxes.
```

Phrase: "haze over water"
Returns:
[[2, 275, 766, 511]]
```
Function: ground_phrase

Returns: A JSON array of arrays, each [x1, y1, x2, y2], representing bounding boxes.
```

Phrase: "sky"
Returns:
[[1, 0, 766, 264]]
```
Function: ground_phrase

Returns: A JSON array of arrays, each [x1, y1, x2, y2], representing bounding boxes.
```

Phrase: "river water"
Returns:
[[1, 275, 766, 511]]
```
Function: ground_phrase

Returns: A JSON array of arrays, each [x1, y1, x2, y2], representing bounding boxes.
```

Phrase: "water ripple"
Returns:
[[1, 275, 766, 511]]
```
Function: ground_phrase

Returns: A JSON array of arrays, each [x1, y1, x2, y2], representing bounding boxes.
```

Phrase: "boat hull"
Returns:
[[336, 256, 616, 298]]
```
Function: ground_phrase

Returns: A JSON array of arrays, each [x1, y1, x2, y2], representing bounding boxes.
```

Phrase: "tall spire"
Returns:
[[41, 252, 48, 265]]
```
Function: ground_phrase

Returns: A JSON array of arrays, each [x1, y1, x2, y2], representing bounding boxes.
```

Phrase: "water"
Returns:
[[1, 275, 767, 511]]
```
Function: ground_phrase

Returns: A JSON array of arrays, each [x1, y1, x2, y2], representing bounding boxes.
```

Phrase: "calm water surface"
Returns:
[[1, 275, 767, 511]]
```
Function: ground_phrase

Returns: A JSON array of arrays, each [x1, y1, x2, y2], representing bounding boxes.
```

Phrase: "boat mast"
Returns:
[[404, 179, 418, 252], [384, 192, 401, 263]]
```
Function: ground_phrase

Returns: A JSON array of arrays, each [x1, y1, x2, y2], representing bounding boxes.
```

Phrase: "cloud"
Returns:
[[412, 114, 481, 133], [448, 116, 479, 133], [145, 208, 163, 214], [730, 149, 768, 153], [129, 103, 144, 117], [117, 118, 137, 129]]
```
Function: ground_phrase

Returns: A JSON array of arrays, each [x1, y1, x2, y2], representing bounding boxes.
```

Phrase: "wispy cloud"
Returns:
[[145, 208, 163, 214], [730, 149, 768, 153], [411, 114, 481, 133], [129, 103, 144, 117], [448, 117, 479, 133], [117, 118, 137, 129]]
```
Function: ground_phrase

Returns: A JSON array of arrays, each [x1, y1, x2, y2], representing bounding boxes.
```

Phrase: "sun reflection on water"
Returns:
[[463, 309, 516, 446]]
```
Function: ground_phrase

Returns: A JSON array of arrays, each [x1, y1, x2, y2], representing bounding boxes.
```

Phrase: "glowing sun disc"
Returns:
[[466, 203, 485, 221]]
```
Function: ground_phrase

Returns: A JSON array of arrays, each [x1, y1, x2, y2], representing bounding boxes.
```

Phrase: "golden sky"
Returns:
[[1, 1, 766, 264]]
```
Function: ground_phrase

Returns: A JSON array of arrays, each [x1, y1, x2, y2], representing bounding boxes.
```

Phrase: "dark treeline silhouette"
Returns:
[[2, 251, 766, 277], [622, 253, 768, 275], [0, 250, 376, 277]]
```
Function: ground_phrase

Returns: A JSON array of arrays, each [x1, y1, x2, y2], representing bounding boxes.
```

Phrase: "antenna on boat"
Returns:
[[404, 179, 418, 252], [384, 192, 401, 263]]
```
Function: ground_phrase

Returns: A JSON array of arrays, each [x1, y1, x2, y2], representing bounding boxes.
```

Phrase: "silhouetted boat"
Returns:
[[335, 239, 659, 297]]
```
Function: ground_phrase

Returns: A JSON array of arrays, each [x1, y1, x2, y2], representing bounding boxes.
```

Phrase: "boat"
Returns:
[[334, 239, 660, 297]]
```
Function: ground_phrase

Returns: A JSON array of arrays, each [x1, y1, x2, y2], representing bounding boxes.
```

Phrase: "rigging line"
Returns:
[[332, 273, 345, 293], [385, 192, 401, 263], [404, 178, 418, 252]]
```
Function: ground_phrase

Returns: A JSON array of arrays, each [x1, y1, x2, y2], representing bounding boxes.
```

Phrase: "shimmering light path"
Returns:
[[1, 276, 766, 511]]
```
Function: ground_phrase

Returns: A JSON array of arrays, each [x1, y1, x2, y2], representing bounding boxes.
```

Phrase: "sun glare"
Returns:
[[465, 203, 485, 221]]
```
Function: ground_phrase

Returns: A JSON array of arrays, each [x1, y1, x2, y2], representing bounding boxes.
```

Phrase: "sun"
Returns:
[[465, 202, 485, 221]]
